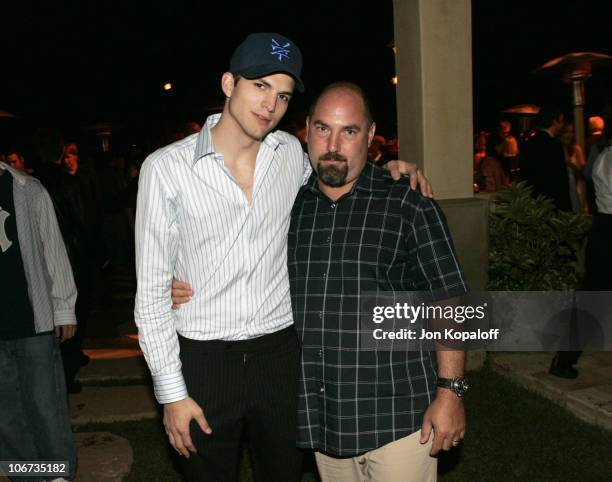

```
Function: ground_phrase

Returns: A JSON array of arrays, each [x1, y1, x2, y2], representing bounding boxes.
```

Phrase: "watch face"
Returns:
[[453, 378, 469, 397]]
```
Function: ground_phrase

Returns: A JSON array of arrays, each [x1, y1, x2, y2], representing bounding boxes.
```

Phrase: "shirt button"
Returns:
[[318, 349, 323, 358], [330, 203, 336, 209], [322, 273, 326, 278], [319, 387, 325, 393], [318, 312, 323, 319], [326, 236, 331, 243]]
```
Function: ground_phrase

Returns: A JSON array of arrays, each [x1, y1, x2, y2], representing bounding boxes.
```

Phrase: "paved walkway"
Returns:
[[488, 351, 612, 431], [72, 345, 154, 480], [0, 432, 132, 482]]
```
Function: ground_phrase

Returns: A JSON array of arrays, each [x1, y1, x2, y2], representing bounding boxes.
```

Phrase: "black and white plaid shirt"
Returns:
[[288, 160, 467, 456]]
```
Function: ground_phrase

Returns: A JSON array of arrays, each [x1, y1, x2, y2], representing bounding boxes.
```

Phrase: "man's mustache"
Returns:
[[319, 152, 347, 162]]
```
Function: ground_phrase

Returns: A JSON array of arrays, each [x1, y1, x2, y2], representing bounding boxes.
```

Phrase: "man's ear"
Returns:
[[305, 117, 310, 142], [367, 122, 377, 147], [221, 72, 235, 98]]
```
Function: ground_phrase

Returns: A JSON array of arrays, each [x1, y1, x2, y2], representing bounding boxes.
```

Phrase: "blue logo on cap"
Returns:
[[270, 38, 291, 61]]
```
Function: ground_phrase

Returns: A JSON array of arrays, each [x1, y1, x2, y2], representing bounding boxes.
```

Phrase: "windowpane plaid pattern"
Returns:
[[288, 161, 467, 456]]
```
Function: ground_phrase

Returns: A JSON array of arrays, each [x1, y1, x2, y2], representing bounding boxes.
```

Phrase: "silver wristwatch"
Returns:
[[436, 377, 469, 398]]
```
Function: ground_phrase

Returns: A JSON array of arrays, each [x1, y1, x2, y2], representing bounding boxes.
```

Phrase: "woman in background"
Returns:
[[479, 133, 505, 193]]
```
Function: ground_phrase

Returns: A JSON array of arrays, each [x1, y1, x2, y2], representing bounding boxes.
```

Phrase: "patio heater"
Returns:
[[536, 52, 612, 153]]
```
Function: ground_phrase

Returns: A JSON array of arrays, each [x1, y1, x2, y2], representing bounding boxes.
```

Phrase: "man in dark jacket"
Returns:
[[521, 108, 583, 378], [520, 107, 571, 211]]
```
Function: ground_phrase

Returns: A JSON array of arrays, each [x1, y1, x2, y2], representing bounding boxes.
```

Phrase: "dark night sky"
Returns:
[[1, 0, 611, 144], [472, 0, 612, 128]]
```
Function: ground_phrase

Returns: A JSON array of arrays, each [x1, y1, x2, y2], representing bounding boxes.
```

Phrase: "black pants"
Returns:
[[177, 327, 303, 482], [61, 264, 92, 390], [585, 212, 612, 290], [559, 212, 612, 370]]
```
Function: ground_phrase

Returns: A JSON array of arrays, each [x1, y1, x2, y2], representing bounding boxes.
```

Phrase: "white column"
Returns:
[[393, 0, 473, 199]]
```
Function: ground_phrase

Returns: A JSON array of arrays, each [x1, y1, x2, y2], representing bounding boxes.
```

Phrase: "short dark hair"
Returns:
[[308, 81, 373, 125], [535, 106, 564, 129], [231, 73, 242, 85], [4, 146, 23, 158]]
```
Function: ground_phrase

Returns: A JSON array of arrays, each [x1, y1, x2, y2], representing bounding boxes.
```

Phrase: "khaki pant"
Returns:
[[315, 430, 437, 482]]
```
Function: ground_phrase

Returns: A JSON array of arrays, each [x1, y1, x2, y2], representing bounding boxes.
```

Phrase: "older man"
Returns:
[[288, 82, 468, 481]]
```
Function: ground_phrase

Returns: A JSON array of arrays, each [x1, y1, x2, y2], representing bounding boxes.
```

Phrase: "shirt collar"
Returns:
[[193, 114, 220, 163], [193, 113, 287, 165], [539, 128, 555, 138], [354, 160, 394, 193]]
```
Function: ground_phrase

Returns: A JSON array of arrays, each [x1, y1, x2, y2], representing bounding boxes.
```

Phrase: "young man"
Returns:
[[0, 161, 77, 480], [4, 148, 28, 172], [138, 33, 430, 481], [287, 82, 467, 481]]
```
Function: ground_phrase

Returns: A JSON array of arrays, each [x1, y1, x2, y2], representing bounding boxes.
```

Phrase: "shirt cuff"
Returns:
[[54, 310, 77, 326], [153, 371, 189, 404]]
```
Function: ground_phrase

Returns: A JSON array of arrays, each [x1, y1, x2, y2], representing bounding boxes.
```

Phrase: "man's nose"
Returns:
[[262, 93, 277, 113], [327, 131, 340, 153]]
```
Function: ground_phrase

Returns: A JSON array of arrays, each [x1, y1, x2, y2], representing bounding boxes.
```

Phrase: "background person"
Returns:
[[0, 160, 78, 480]]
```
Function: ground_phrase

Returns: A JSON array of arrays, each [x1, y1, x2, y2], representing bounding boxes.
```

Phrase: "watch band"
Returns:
[[436, 376, 469, 397], [436, 377, 455, 390]]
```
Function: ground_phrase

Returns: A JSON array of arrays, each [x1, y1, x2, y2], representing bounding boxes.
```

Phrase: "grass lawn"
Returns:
[[438, 366, 612, 481], [76, 366, 612, 481]]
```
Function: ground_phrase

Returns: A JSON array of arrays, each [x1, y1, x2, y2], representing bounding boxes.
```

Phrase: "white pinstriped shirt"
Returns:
[[135, 114, 311, 404]]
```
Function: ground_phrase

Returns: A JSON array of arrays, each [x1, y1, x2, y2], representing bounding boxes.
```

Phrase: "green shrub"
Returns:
[[487, 182, 590, 290]]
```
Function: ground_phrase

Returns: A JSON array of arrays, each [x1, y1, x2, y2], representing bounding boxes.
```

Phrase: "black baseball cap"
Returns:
[[229, 32, 304, 92]]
